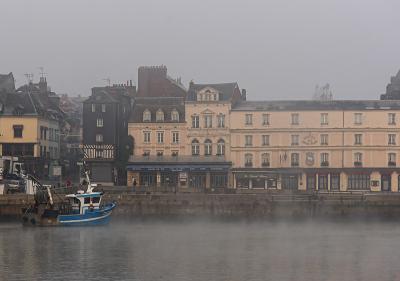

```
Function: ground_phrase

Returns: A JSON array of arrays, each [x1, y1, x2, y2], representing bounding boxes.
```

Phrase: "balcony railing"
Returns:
[[245, 162, 253, 167], [321, 161, 329, 167], [388, 161, 396, 167], [261, 162, 270, 167], [291, 162, 299, 167], [354, 161, 362, 167]]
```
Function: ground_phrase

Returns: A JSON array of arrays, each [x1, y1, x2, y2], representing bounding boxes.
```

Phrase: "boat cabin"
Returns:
[[65, 191, 103, 214]]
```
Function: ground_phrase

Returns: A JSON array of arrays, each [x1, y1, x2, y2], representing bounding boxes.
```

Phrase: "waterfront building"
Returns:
[[183, 82, 243, 188], [82, 83, 135, 185], [230, 100, 400, 192], [0, 74, 63, 178]]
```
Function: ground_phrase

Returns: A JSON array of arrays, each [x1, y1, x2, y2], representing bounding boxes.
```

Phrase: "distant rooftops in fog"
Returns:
[[381, 70, 400, 100], [0, 72, 16, 93]]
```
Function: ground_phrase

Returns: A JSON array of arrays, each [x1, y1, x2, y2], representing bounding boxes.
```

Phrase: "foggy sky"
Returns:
[[1, 0, 400, 100]]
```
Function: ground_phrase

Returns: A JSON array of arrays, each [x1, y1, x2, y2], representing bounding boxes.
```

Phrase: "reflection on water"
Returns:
[[1, 217, 400, 281]]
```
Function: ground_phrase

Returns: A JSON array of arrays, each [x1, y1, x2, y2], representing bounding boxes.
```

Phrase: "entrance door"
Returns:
[[189, 173, 206, 189], [381, 174, 391, 192], [306, 174, 316, 191], [281, 175, 298, 191], [330, 174, 340, 191], [318, 174, 328, 191]]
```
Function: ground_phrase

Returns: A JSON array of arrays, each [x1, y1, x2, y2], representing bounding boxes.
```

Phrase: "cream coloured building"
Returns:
[[230, 100, 400, 192]]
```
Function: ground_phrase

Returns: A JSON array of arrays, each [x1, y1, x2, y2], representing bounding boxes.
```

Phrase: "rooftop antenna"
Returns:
[[24, 73, 34, 84], [38, 66, 47, 78], [102, 78, 111, 86]]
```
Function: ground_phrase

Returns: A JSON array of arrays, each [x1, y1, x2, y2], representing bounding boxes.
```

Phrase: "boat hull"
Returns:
[[22, 203, 116, 227], [58, 203, 116, 226]]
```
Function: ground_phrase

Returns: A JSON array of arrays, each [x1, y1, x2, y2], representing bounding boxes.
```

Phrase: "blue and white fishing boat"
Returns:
[[22, 172, 116, 226]]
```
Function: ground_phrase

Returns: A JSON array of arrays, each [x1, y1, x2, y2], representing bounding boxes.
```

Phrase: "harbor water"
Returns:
[[1, 217, 400, 281]]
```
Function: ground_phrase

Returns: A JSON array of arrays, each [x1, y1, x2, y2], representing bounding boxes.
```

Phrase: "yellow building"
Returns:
[[230, 100, 400, 192], [0, 87, 61, 177]]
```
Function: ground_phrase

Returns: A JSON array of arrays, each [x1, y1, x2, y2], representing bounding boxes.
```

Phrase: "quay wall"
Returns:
[[3, 193, 400, 218]]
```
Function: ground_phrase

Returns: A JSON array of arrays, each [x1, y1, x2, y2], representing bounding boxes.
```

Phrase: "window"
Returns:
[[291, 135, 299, 146], [171, 109, 179, 122], [204, 115, 212, 128], [157, 151, 164, 157], [171, 151, 179, 157], [97, 118, 103, 127], [217, 114, 225, 128], [389, 134, 396, 145], [262, 135, 270, 146], [245, 153, 253, 167], [91, 104, 96, 112], [95, 134, 103, 142], [389, 113, 396, 125], [354, 152, 362, 166], [192, 139, 200, 156], [13, 125, 23, 138], [354, 134, 362, 145], [101, 104, 106, 112], [320, 134, 328, 145], [320, 113, 328, 125], [95, 149, 103, 158], [192, 115, 199, 128], [320, 153, 329, 166], [348, 174, 370, 190], [143, 131, 151, 143], [354, 113, 362, 125], [389, 153, 396, 166], [143, 150, 150, 156], [156, 109, 164, 122], [245, 135, 253, 146], [261, 153, 270, 167], [217, 139, 225, 156], [291, 113, 299, 125], [262, 114, 270, 125], [143, 109, 151, 122], [245, 114, 253, 125], [204, 139, 212, 156], [172, 132, 179, 144], [157, 131, 164, 144], [291, 153, 299, 167]]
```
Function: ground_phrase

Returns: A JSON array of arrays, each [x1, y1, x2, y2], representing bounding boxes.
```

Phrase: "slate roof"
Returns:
[[232, 99, 400, 111], [187, 82, 239, 101], [129, 97, 185, 123], [0, 91, 37, 115]]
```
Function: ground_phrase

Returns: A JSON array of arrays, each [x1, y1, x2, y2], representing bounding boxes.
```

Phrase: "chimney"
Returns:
[[241, 89, 247, 101], [39, 77, 48, 93], [137, 65, 167, 96]]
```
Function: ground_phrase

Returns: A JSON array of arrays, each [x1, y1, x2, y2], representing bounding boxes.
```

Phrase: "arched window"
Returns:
[[245, 153, 253, 167], [261, 153, 270, 167], [171, 109, 179, 122], [204, 139, 212, 156], [143, 109, 151, 122], [217, 139, 225, 156], [192, 139, 200, 156], [156, 109, 164, 122]]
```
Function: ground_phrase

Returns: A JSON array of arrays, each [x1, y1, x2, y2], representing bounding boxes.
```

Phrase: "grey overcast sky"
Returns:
[[1, 0, 400, 100]]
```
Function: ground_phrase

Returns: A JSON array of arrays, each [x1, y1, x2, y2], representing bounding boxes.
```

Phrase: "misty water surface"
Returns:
[[1, 217, 400, 281]]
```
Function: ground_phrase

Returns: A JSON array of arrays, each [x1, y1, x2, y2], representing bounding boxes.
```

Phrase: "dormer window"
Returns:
[[171, 109, 179, 122], [143, 109, 151, 122], [156, 109, 164, 122]]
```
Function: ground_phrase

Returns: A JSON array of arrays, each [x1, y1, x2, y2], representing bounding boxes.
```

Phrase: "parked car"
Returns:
[[4, 174, 25, 194]]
